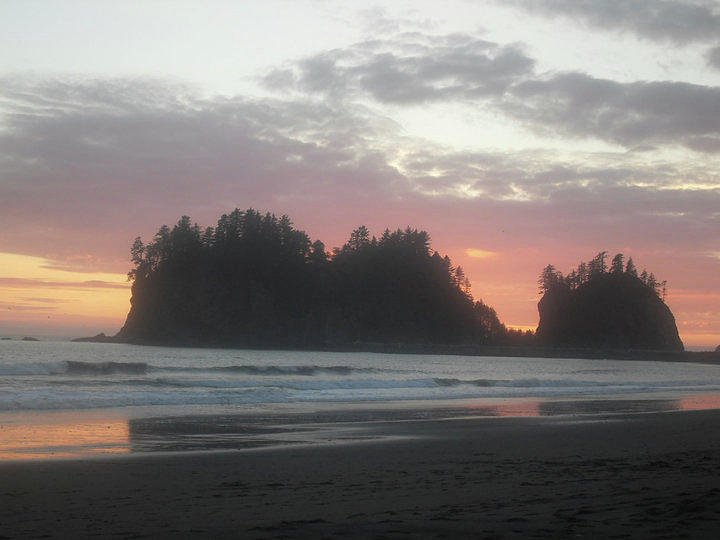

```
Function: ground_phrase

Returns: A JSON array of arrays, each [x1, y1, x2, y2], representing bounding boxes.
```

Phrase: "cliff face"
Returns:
[[536, 273, 683, 351]]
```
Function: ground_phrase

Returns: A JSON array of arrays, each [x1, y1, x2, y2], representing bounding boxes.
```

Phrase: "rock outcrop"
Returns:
[[536, 272, 683, 351]]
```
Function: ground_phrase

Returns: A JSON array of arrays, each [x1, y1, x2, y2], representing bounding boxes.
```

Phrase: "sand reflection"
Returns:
[[677, 394, 720, 411], [0, 414, 130, 460], [462, 399, 541, 417]]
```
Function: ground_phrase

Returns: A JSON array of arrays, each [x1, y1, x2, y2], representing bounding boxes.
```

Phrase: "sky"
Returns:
[[1, 0, 719, 348]]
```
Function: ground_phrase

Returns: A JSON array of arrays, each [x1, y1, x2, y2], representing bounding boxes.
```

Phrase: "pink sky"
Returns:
[[1, 2, 719, 348]]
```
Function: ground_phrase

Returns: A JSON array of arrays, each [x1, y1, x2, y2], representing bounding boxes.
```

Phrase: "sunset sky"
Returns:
[[1, 0, 719, 348]]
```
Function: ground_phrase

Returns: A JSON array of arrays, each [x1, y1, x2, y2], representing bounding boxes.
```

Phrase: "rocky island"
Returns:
[[536, 252, 683, 351], [115, 209, 516, 348], [80, 210, 695, 357]]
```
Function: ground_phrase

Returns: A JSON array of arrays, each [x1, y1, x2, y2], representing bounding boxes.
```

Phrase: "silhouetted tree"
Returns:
[[345, 225, 371, 252], [577, 262, 588, 284], [647, 273, 657, 294], [536, 252, 680, 350], [121, 209, 515, 347], [610, 253, 624, 274], [625, 257, 637, 277], [588, 251, 608, 277], [538, 264, 561, 294]]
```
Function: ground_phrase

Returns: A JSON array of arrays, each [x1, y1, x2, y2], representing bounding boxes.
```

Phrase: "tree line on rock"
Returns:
[[119, 209, 531, 347], [535, 252, 683, 351], [538, 251, 667, 300]]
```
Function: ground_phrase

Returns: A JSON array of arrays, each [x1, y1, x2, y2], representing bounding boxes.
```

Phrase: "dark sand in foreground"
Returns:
[[3, 409, 720, 539]]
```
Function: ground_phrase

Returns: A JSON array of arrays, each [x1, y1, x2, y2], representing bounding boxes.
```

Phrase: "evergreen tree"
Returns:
[[577, 262, 588, 284], [538, 264, 561, 293], [345, 226, 371, 252], [625, 257, 637, 277], [588, 251, 608, 277], [610, 253, 624, 274], [122, 209, 517, 347]]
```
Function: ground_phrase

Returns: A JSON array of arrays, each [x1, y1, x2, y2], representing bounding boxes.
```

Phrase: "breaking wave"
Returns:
[[0, 361, 397, 377]]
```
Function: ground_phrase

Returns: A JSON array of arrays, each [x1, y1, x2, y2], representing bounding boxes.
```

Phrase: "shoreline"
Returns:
[[72, 335, 720, 364], [3, 408, 720, 538], [3, 392, 720, 462]]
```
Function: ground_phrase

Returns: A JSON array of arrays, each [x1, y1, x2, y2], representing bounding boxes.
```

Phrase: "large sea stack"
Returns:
[[116, 209, 509, 347], [536, 258, 683, 351]]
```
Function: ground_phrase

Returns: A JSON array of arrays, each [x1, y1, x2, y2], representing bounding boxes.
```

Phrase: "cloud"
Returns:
[[263, 33, 535, 104], [0, 278, 129, 290], [1, 75, 718, 338], [1, 304, 57, 312], [263, 32, 720, 153], [707, 45, 720, 69], [358, 7, 437, 36], [1, 76, 718, 301], [503, 72, 720, 152], [20, 297, 73, 303], [0, 76, 405, 269], [507, 0, 720, 44]]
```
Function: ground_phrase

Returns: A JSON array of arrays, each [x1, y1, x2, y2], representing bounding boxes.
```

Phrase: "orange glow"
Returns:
[[677, 394, 720, 412], [506, 324, 536, 333], [1, 245, 717, 349], [453, 247, 720, 350], [0, 415, 130, 461], [463, 399, 541, 417], [0, 252, 130, 334], [464, 248, 497, 259]]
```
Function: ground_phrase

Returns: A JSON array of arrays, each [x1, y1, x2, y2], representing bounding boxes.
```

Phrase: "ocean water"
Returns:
[[2, 340, 720, 413], [4, 340, 720, 459]]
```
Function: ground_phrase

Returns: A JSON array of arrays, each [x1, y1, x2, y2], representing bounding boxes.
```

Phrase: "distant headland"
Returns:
[[74, 209, 703, 358]]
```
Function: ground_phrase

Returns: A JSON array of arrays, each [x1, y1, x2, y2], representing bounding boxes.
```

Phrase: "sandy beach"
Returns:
[[3, 407, 720, 539]]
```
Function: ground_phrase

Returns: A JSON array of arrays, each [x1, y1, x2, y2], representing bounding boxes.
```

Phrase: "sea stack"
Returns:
[[536, 271, 683, 351]]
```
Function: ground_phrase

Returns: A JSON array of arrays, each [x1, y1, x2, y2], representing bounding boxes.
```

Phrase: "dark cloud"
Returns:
[[264, 33, 720, 153], [1, 75, 718, 308], [503, 72, 720, 151], [707, 45, 720, 69], [508, 0, 720, 44], [0, 77, 404, 269], [263, 33, 535, 104]]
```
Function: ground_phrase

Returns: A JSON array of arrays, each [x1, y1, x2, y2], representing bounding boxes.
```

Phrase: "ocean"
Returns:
[[3, 340, 720, 459], [2, 340, 720, 412]]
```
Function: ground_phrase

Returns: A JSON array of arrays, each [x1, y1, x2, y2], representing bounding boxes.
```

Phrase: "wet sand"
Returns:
[[3, 409, 720, 538]]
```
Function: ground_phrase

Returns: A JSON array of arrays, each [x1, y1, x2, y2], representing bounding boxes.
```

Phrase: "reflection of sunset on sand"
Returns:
[[0, 414, 130, 460], [678, 394, 720, 411], [12, 395, 720, 461], [462, 399, 541, 417]]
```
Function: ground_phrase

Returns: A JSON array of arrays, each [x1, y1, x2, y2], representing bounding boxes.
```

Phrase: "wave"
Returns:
[[0, 362, 66, 376], [0, 361, 396, 377], [48, 376, 438, 391], [434, 378, 497, 387], [182, 365, 385, 376], [433, 377, 720, 389], [3, 375, 720, 412], [66, 361, 149, 375]]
